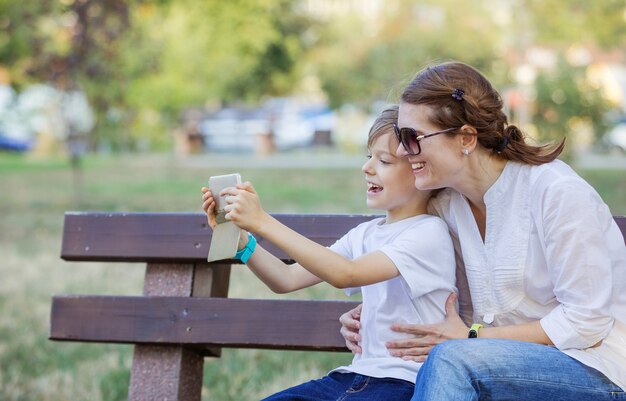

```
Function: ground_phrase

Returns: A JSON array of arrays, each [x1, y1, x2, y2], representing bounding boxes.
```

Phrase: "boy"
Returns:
[[201, 106, 456, 400]]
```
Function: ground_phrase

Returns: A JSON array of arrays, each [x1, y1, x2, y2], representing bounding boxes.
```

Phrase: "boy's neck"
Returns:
[[385, 205, 429, 224]]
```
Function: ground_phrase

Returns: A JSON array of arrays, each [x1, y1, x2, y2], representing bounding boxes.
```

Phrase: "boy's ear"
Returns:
[[458, 125, 478, 152]]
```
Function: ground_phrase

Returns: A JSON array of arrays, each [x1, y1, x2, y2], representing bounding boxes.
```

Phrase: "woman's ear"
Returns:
[[458, 125, 478, 153]]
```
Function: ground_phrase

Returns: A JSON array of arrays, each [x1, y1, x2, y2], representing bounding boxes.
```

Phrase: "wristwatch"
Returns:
[[234, 232, 257, 264], [468, 323, 483, 338]]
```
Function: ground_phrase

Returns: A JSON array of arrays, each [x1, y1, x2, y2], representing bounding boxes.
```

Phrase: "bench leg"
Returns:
[[126, 263, 231, 400], [128, 345, 203, 401]]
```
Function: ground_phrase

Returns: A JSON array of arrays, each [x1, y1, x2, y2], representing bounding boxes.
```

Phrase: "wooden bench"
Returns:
[[49, 212, 626, 400], [49, 212, 371, 401]]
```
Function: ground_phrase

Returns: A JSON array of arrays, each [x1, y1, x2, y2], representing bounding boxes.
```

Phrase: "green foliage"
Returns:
[[533, 57, 611, 145], [0, 1, 55, 85], [120, 0, 310, 109], [313, 0, 506, 109], [527, 0, 626, 48]]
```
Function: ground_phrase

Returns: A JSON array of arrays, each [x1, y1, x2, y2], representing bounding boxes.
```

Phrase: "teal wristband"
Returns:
[[234, 233, 257, 263]]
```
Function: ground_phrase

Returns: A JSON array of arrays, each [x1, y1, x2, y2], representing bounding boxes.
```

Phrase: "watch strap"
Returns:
[[234, 232, 257, 264]]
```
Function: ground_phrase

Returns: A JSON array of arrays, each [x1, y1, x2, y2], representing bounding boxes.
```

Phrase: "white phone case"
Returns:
[[207, 173, 242, 262]]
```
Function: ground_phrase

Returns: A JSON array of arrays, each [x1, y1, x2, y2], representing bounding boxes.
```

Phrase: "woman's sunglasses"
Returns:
[[393, 124, 461, 156]]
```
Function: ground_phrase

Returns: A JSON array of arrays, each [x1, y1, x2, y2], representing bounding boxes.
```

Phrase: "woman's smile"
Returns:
[[410, 161, 426, 174]]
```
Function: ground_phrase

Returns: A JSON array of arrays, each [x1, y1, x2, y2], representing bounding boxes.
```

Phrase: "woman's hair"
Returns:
[[368, 105, 399, 149], [401, 61, 564, 165]]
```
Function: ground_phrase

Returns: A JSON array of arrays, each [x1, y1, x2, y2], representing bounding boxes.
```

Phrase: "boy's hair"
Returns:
[[367, 105, 399, 148]]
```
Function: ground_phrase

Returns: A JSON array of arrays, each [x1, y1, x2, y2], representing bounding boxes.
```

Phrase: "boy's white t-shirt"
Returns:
[[328, 214, 457, 383]]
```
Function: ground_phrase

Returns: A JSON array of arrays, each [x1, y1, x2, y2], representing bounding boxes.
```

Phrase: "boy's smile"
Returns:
[[367, 181, 383, 195]]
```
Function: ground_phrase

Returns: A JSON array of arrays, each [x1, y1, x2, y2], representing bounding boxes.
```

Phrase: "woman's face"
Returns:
[[396, 102, 465, 191]]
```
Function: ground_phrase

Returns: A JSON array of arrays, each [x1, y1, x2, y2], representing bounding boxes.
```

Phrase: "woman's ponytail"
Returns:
[[500, 125, 565, 165]]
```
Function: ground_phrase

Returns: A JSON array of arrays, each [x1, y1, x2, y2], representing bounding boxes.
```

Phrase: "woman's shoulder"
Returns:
[[520, 160, 610, 223], [525, 160, 595, 196]]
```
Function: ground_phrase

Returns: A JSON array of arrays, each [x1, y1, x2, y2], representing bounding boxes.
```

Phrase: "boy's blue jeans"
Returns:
[[412, 338, 626, 401], [261, 371, 414, 401]]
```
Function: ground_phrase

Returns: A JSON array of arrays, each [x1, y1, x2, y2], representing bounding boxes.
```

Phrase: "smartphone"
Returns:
[[207, 173, 242, 262]]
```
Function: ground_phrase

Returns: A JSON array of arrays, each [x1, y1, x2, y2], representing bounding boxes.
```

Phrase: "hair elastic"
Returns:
[[452, 88, 465, 101], [496, 135, 511, 153]]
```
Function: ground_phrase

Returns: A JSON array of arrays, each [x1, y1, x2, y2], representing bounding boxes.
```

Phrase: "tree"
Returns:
[[526, 0, 626, 49], [533, 57, 611, 152], [0, 0, 312, 151], [311, 0, 504, 109], [121, 0, 311, 111], [0, 0, 132, 149]]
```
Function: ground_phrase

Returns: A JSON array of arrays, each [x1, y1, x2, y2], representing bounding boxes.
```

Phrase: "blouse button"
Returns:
[[483, 313, 495, 324]]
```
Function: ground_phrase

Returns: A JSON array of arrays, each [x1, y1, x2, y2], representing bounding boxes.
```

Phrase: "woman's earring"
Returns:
[[463, 149, 470, 156]]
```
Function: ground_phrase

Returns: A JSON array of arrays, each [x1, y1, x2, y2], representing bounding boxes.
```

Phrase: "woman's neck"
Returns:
[[455, 152, 508, 212]]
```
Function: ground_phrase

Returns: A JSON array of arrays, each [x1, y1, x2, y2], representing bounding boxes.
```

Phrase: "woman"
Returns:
[[340, 61, 626, 400]]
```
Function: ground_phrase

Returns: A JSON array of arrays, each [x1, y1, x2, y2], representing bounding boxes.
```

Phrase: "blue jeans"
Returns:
[[412, 338, 626, 401], [262, 371, 414, 401]]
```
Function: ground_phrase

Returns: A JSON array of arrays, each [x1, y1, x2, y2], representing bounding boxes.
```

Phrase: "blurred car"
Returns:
[[199, 108, 267, 152], [199, 98, 335, 152], [603, 119, 626, 154], [0, 134, 32, 152]]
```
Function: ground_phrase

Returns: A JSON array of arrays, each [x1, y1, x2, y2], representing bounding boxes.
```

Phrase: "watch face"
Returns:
[[468, 324, 482, 338]]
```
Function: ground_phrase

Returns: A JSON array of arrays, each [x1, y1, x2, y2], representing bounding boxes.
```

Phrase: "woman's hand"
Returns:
[[339, 304, 363, 354], [386, 293, 468, 362]]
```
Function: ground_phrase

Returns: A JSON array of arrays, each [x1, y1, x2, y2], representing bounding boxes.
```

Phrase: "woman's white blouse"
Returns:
[[429, 160, 626, 390]]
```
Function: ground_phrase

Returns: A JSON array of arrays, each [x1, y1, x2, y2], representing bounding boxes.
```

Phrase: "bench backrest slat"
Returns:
[[50, 295, 360, 352], [61, 212, 378, 263]]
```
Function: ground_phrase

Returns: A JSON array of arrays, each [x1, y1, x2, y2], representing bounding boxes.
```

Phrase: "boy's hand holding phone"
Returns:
[[218, 182, 269, 234], [201, 181, 265, 231], [201, 185, 247, 249]]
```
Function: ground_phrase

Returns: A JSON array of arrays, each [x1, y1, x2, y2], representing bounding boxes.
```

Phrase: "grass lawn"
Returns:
[[0, 152, 624, 401]]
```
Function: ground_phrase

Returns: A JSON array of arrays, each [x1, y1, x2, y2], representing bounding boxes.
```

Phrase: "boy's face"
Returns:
[[362, 132, 430, 222]]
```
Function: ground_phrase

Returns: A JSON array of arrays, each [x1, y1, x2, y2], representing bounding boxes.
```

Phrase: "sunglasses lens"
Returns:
[[398, 128, 420, 155]]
